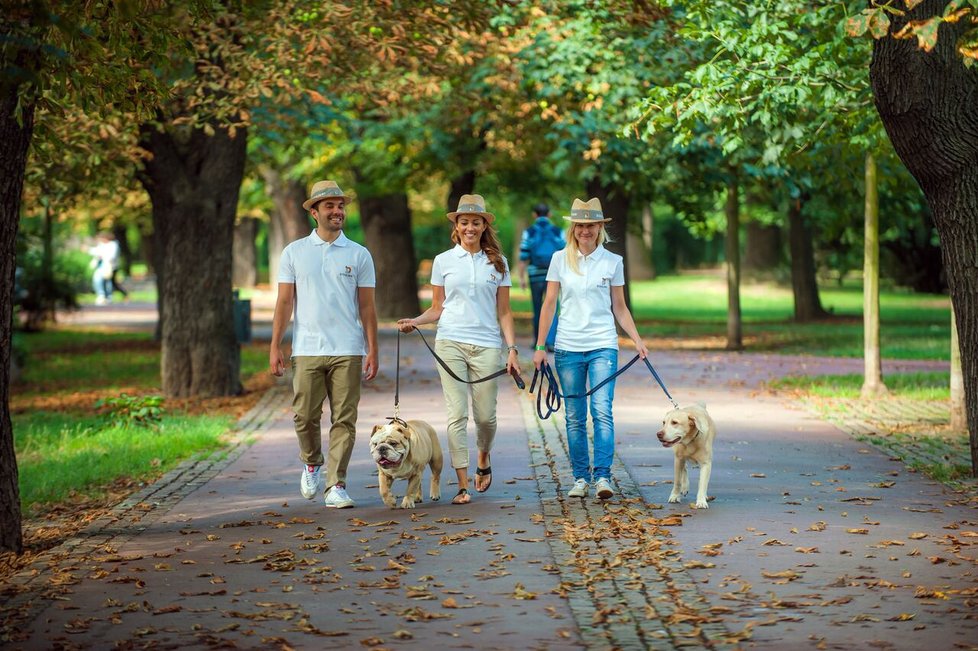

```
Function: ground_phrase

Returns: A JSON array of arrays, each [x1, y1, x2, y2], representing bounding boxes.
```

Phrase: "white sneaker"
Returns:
[[324, 484, 355, 509], [300, 465, 322, 500], [595, 477, 614, 500], [567, 478, 589, 498]]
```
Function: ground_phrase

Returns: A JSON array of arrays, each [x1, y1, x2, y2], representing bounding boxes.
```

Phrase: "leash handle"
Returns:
[[394, 331, 401, 419], [529, 353, 679, 419]]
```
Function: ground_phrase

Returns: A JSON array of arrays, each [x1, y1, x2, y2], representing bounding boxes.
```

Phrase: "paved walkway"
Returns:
[[3, 302, 976, 650]]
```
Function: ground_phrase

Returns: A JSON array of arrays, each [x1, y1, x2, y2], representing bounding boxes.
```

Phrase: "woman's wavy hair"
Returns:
[[451, 217, 507, 274]]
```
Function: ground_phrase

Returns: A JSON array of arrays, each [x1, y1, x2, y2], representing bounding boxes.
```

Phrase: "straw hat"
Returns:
[[446, 194, 495, 223], [563, 197, 611, 223], [303, 180, 353, 211]]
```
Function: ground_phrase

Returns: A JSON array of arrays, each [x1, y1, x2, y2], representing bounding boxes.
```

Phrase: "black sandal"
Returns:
[[475, 466, 492, 493], [452, 488, 470, 504]]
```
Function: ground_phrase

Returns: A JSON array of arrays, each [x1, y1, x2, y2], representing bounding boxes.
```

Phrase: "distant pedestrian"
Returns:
[[107, 232, 129, 301], [519, 203, 563, 351], [532, 198, 648, 501], [270, 180, 379, 509], [397, 194, 519, 505], [88, 232, 116, 305]]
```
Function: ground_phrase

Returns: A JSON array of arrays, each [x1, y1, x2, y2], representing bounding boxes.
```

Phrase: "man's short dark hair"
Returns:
[[533, 203, 549, 217]]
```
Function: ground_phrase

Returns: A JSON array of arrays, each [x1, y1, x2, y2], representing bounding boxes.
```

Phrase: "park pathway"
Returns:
[[2, 323, 976, 650]]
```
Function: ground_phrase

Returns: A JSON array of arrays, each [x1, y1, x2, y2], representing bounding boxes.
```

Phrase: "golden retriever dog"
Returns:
[[369, 419, 442, 509], [656, 403, 717, 509]]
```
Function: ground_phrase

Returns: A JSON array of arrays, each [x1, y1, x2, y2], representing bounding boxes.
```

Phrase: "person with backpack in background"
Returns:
[[519, 203, 564, 352]]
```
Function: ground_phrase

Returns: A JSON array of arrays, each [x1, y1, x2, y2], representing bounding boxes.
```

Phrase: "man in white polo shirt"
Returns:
[[270, 180, 379, 509]]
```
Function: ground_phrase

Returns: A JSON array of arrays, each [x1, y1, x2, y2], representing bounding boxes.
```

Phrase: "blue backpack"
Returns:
[[527, 221, 564, 269]]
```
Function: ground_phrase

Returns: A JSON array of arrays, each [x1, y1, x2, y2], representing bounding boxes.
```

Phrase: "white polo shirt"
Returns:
[[431, 245, 512, 349], [278, 230, 376, 356], [546, 245, 624, 352]]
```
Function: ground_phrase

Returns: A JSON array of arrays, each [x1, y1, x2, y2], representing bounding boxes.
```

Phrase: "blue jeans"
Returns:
[[92, 270, 112, 300], [530, 279, 557, 348], [554, 348, 618, 482]]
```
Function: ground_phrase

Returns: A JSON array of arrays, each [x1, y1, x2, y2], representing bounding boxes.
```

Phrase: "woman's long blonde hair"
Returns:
[[564, 223, 611, 275], [451, 217, 507, 274]]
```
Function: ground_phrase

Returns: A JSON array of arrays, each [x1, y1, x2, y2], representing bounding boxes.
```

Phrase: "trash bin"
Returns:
[[232, 289, 252, 344]]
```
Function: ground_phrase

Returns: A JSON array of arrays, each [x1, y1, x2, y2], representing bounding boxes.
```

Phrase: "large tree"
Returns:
[[866, 0, 978, 474], [0, 0, 503, 552], [634, 1, 884, 330], [1, 1, 176, 553]]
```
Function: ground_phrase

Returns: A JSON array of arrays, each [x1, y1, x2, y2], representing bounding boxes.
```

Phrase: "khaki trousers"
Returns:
[[291, 355, 362, 489], [434, 339, 501, 469]]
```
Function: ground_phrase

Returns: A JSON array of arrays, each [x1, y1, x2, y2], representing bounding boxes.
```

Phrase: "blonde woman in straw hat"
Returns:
[[397, 194, 519, 505], [270, 180, 379, 510], [531, 198, 648, 501]]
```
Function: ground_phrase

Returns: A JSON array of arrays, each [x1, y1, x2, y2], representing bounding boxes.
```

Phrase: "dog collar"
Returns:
[[387, 416, 408, 427]]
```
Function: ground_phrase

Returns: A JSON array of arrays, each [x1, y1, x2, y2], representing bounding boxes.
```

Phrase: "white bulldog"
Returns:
[[369, 419, 442, 509]]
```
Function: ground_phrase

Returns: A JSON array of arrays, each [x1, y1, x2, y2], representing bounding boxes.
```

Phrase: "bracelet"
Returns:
[[507, 344, 518, 352], [534, 345, 547, 351]]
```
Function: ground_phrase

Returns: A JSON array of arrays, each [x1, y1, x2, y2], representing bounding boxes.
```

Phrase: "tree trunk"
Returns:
[[586, 177, 632, 308], [112, 223, 132, 275], [447, 170, 476, 216], [862, 151, 887, 398], [141, 224, 158, 275], [951, 305, 965, 431], [261, 168, 309, 287], [39, 195, 55, 326], [358, 190, 420, 319], [0, 85, 34, 554], [512, 215, 526, 284], [871, 1, 978, 476], [232, 217, 258, 288], [743, 221, 781, 271], [138, 120, 246, 397], [724, 176, 743, 351], [626, 204, 655, 281], [787, 193, 828, 322]]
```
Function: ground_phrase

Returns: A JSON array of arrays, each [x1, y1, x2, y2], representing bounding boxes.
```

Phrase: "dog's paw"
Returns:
[[399, 497, 416, 509], [430, 494, 440, 502], [668, 492, 682, 503], [382, 495, 397, 509], [693, 498, 709, 509]]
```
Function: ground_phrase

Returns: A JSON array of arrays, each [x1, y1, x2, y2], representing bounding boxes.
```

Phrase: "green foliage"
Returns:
[[848, 0, 978, 65], [635, 0, 879, 161], [14, 225, 90, 331], [94, 394, 165, 429]]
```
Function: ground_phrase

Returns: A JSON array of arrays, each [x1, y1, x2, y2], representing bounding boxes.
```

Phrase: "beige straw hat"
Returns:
[[563, 197, 612, 223], [446, 194, 495, 223], [302, 180, 353, 211]]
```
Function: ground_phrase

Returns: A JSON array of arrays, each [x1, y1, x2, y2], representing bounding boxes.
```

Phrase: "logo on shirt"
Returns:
[[598, 276, 612, 287], [488, 273, 497, 283], [339, 265, 354, 278]]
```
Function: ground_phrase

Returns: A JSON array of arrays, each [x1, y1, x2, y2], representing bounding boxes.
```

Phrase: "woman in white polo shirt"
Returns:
[[531, 198, 648, 501], [397, 194, 518, 505]]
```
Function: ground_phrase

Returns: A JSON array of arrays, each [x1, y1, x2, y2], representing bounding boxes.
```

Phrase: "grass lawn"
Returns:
[[15, 411, 232, 515], [11, 329, 273, 517], [506, 273, 950, 359]]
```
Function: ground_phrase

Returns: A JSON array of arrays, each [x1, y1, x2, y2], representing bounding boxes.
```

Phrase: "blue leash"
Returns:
[[529, 354, 679, 420]]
